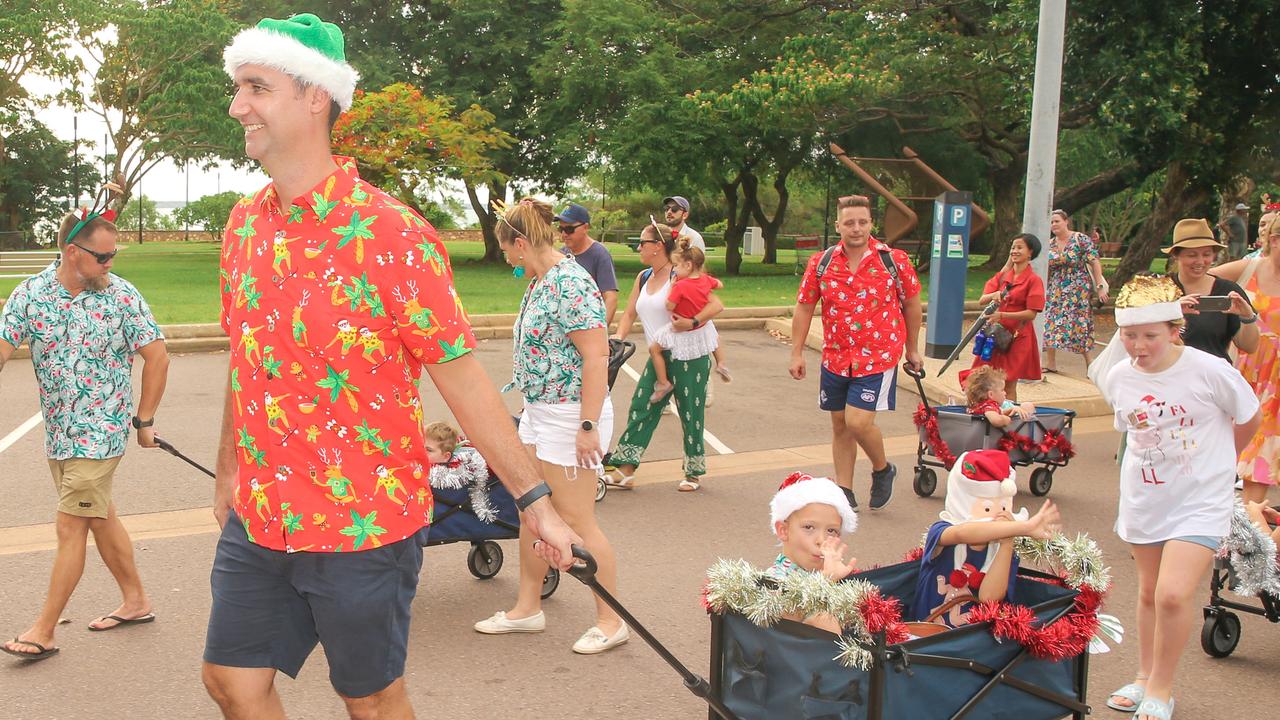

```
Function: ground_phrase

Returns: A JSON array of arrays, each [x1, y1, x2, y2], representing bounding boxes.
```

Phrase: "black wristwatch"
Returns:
[[581, 419, 596, 432], [515, 481, 553, 511], [131, 416, 154, 429], [691, 317, 702, 329]]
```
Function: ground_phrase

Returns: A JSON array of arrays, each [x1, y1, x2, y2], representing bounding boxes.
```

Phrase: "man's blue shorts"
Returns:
[[819, 367, 897, 412], [203, 513, 428, 698]]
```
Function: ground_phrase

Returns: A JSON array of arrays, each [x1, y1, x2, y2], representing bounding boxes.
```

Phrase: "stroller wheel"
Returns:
[[1029, 468, 1054, 497], [912, 468, 938, 497], [595, 476, 607, 502], [1201, 611, 1241, 658], [467, 541, 504, 579], [541, 568, 560, 599]]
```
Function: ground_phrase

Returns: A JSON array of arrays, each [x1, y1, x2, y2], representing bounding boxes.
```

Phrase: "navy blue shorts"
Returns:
[[203, 513, 427, 698], [819, 367, 897, 412]]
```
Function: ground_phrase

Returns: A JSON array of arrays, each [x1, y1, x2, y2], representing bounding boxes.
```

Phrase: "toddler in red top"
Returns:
[[964, 366, 1035, 429], [649, 239, 731, 403]]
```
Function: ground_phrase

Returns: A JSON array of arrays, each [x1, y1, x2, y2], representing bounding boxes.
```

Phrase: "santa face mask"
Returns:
[[940, 450, 1028, 525]]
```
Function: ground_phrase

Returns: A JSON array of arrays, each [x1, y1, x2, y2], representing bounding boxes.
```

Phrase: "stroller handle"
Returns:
[[902, 363, 926, 380]]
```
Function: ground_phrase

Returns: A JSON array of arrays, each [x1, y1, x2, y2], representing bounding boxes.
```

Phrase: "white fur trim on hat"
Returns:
[[770, 475, 857, 536], [1115, 301, 1184, 327], [940, 452, 1027, 525], [223, 27, 360, 111]]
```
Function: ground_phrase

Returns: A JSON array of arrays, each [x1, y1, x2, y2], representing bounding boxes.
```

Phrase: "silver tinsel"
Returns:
[[428, 445, 495, 522], [1223, 500, 1280, 598], [1014, 532, 1112, 592]]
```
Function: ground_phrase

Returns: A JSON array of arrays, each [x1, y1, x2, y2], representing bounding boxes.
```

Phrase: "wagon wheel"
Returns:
[[467, 541, 503, 579], [913, 468, 938, 497], [1029, 467, 1054, 497], [1201, 611, 1241, 658], [595, 475, 607, 502], [541, 568, 560, 599]]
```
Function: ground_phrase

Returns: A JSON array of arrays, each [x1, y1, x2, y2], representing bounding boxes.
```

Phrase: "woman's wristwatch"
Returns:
[[580, 419, 596, 431], [691, 317, 702, 329], [1241, 313, 1258, 324]]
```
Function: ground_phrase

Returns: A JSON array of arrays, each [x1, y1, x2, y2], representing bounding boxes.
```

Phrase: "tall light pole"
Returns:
[[72, 116, 79, 208], [1023, 0, 1067, 337], [184, 161, 190, 242]]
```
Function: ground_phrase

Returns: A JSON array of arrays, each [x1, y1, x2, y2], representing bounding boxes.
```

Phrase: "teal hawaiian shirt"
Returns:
[[506, 257, 606, 404], [0, 262, 163, 460]]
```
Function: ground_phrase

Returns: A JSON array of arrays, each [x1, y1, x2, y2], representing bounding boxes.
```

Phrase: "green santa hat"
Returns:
[[223, 13, 360, 111]]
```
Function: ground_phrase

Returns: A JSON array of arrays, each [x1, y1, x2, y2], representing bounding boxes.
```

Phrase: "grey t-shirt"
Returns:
[[1225, 215, 1247, 252], [563, 240, 618, 293]]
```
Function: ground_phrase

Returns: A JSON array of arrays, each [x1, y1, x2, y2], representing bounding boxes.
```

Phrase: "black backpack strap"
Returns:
[[815, 245, 839, 281], [878, 248, 905, 309], [639, 267, 653, 285]]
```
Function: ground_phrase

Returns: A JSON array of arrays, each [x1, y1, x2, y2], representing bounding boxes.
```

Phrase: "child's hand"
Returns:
[[1023, 500, 1060, 540], [819, 535, 856, 580], [1017, 402, 1035, 419]]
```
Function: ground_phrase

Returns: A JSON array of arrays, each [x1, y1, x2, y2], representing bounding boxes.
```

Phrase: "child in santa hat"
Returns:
[[765, 472, 859, 632], [908, 449, 1059, 629]]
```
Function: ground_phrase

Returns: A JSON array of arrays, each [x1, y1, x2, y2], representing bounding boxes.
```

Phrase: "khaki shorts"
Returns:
[[48, 456, 122, 519]]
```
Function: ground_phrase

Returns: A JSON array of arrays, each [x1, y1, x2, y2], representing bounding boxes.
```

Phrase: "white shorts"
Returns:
[[518, 398, 614, 470]]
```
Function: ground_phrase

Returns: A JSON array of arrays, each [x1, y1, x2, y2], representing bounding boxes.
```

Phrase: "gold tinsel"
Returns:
[[1114, 274, 1182, 309]]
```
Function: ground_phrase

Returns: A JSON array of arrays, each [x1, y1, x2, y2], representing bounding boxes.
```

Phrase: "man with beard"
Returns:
[[0, 202, 169, 661]]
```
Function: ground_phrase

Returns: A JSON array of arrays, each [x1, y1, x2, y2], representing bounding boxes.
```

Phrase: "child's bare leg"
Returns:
[[1140, 541, 1215, 716], [1108, 543, 1161, 709], [649, 343, 673, 403], [1004, 378, 1018, 402]]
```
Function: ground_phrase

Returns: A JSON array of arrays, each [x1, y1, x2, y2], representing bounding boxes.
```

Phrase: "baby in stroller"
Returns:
[[909, 449, 1059, 629], [425, 421, 496, 522], [766, 472, 859, 633], [965, 366, 1035, 429]]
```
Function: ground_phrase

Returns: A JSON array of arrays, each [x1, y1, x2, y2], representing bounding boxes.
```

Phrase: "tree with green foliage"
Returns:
[[0, 118, 98, 235], [0, 0, 101, 118], [173, 190, 242, 239], [115, 195, 178, 231], [331, 83, 512, 216], [76, 0, 245, 213]]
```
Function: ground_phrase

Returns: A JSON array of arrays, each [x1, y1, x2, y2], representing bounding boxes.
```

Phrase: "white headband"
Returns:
[[1115, 301, 1183, 327]]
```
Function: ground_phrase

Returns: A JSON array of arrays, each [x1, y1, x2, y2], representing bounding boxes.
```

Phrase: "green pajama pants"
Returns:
[[610, 351, 711, 478]]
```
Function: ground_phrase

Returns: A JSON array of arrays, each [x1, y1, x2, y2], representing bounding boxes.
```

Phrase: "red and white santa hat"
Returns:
[[770, 472, 858, 536], [940, 450, 1026, 524]]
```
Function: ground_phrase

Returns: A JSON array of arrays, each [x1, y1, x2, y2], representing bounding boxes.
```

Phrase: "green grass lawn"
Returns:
[[0, 241, 1163, 325]]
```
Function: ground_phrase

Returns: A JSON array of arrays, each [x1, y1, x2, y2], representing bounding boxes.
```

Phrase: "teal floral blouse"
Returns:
[[0, 262, 163, 459], [506, 257, 606, 404]]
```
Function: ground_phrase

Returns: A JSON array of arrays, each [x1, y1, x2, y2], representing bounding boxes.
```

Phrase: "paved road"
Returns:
[[0, 330, 1274, 718]]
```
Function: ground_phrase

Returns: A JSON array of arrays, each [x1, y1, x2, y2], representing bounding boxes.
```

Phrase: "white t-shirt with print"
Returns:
[[1105, 347, 1258, 543], [675, 224, 705, 251]]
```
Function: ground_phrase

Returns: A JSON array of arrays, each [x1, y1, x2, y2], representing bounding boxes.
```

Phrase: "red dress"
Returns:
[[962, 266, 1044, 384]]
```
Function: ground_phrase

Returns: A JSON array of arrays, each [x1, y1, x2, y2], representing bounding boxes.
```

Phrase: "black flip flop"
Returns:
[[2, 638, 60, 661], [88, 613, 156, 632]]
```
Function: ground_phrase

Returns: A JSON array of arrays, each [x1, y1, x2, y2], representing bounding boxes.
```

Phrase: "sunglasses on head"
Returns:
[[558, 224, 583, 234], [71, 242, 118, 264]]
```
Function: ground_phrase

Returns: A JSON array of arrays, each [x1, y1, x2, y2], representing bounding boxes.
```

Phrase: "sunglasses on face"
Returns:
[[558, 224, 583, 234], [663, 205, 682, 213], [71, 243, 118, 264]]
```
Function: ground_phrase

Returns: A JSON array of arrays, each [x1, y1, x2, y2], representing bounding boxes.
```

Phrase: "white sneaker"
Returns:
[[572, 623, 630, 654], [474, 610, 546, 634]]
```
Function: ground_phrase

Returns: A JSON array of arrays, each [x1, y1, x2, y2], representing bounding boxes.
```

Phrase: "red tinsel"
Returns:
[[964, 581, 1102, 663], [913, 403, 957, 468], [858, 590, 910, 645], [902, 546, 925, 563], [996, 428, 1076, 462]]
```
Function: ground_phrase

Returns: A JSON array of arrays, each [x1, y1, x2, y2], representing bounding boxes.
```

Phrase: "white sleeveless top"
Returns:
[[634, 269, 719, 360]]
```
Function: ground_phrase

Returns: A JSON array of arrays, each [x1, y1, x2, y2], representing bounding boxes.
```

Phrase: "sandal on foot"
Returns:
[[649, 383, 674, 405], [678, 478, 700, 492], [2, 638, 60, 661], [1106, 683, 1146, 712], [715, 365, 733, 383], [602, 471, 635, 490], [1134, 697, 1174, 720], [88, 612, 156, 632]]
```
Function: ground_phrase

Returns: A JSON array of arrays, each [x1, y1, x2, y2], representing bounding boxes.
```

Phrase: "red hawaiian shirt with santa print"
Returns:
[[797, 238, 921, 377], [220, 156, 475, 553]]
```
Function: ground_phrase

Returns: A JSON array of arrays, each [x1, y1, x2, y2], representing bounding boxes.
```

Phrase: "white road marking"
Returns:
[[617, 360, 735, 455], [0, 412, 43, 454]]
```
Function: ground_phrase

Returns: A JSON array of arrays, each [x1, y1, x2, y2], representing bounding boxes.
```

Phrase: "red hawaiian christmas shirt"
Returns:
[[220, 156, 475, 553], [796, 238, 921, 377]]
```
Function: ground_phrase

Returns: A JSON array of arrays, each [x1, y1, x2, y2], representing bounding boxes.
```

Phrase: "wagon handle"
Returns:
[[567, 546, 742, 720], [903, 362, 931, 412], [155, 436, 216, 478]]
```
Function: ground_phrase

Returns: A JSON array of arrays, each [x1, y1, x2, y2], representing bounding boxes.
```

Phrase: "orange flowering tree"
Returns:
[[332, 83, 513, 213]]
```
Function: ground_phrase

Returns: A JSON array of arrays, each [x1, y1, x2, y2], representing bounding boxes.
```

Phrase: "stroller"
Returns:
[[424, 339, 637, 592], [1200, 508, 1280, 658], [906, 365, 1076, 499], [565, 548, 1092, 720]]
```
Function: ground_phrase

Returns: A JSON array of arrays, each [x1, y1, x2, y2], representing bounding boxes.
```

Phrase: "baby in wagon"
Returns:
[[908, 450, 1059, 629], [964, 366, 1036, 429], [765, 472, 859, 633], [425, 421, 496, 522]]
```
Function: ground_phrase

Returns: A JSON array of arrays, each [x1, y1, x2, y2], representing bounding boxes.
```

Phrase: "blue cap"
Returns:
[[554, 203, 590, 225]]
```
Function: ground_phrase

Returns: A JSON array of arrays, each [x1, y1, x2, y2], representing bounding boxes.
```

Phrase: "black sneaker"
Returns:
[[869, 463, 896, 510], [841, 485, 858, 510]]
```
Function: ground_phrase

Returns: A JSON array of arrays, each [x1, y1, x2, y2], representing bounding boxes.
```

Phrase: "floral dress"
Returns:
[[1043, 232, 1099, 354], [1236, 272, 1280, 487]]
